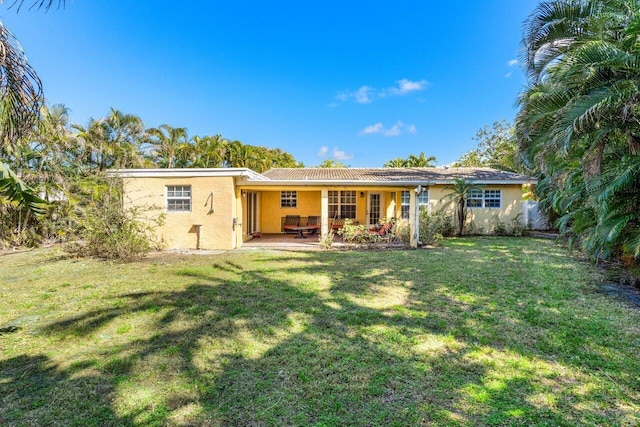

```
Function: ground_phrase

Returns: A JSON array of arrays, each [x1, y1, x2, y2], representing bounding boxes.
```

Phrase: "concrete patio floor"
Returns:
[[240, 233, 408, 251], [242, 233, 324, 250]]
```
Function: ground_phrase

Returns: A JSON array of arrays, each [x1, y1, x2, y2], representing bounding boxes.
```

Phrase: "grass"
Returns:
[[0, 237, 639, 426]]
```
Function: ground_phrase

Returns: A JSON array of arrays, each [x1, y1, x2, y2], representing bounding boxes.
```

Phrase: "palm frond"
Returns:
[[0, 161, 46, 214], [8, 0, 64, 12], [0, 22, 42, 147], [622, 225, 640, 257]]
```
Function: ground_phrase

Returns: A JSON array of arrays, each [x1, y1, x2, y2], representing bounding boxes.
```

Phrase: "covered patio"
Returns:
[[236, 167, 534, 249], [241, 233, 323, 249]]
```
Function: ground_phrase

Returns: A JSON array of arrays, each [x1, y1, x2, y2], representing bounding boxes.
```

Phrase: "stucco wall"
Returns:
[[259, 190, 322, 233], [429, 184, 523, 233], [249, 185, 523, 234], [123, 176, 238, 250], [123, 178, 525, 248]]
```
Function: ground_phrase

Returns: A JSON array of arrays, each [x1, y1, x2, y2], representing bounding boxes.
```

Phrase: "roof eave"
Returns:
[[107, 168, 269, 180], [240, 178, 537, 186]]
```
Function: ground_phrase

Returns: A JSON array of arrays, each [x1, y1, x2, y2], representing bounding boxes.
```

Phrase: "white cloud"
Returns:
[[507, 59, 518, 67], [317, 146, 329, 157], [389, 78, 428, 95], [333, 147, 353, 160], [384, 124, 402, 136], [360, 122, 384, 135], [334, 78, 428, 105], [337, 85, 374, 104], [359, 121, 417, 137], [505, 72, 513, 79], [354, 86, 374, 104]]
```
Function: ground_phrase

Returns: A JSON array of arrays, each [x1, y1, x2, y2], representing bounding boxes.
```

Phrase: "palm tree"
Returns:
[[103, 109, 147, 169], [318, 159, 347, 168], [148, 124, 189, 168], [0, 21, 45, 213], [516, 0, 640, 260], [383, 152, 437, 167], [9, 1, 64, 12], [20, 104, 76, 200], [0, 162, 45, 214], [406, 152, 437, 167], [75, 109, 147, 171], [191, 134, 227, 168], [225, 140, 256, 169], [0, 1, 66, 214], [383, 158, 407, 167], [442, 178, 482, 236]]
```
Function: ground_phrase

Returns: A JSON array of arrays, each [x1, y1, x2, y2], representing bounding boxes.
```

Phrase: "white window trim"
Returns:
[[328, 190, 357, 219], [417, 190, 430, 211], [468, 189, 501, 209], [280, 190, 297, 208], [401, 190, 410, 219], [166, 185, 192, 213]]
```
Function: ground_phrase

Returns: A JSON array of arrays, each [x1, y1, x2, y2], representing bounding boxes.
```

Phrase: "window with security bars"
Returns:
[[467, 189, 501, 208], [401, 191, 410, 219], [166, 186, 191, 212], [328, 190, 356, 219], [280, 191, 297, 208]]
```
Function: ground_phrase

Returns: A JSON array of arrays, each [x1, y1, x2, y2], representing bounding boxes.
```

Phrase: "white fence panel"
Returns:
[[522, 201, 550, 230]]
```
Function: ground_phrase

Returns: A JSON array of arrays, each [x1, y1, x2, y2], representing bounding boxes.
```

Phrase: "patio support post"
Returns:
[[321, 188, 329, 236], [409, 189, 419, 248]]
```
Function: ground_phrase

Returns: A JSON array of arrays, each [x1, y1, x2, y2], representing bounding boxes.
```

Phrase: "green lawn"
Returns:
[[1, 238, 639, 426]]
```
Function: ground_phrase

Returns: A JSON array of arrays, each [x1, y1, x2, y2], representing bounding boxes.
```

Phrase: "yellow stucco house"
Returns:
[[114, 167, 536, 250]]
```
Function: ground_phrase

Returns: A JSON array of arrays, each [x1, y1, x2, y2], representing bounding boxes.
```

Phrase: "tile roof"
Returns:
[[259, 167, 534, 183]]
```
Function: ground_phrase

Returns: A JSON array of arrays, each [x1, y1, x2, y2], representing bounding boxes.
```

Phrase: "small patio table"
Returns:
[[291, 226, 318, 238]]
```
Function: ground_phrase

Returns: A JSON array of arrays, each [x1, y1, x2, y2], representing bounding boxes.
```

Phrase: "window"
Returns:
[[467, 189, 501, 208], [280, 191, 297, 208], [468, 189, 483, 208], [417, 190, 429, 210], [484, 190, 501, 208], [401, 191, 410, 219], [328, 190, 356, 219], [166, 185, 191, 212]]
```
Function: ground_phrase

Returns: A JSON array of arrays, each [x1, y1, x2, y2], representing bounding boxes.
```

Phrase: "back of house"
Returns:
[[112, 167, 537, 250]]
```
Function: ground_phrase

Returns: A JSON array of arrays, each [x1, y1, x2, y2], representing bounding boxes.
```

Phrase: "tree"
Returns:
[[190, 135, 227, 168], [454, 120, 519, 172], [9, 1, 64, 13], [406, 152, 437, 167], [0, 13, 47, 213], [442, 178, 482, 236], [0, 162, 45, 214], [318, 159, 347, 168], [383, 157, 407, 167], [74, 109, 147, 171], [516, 0, 640, 261], [19, 104, 76, 199], [149, 124, 189, 168], [383, 152, 437, 167]]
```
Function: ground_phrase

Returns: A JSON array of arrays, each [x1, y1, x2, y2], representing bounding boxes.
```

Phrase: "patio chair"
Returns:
[[371, 221, 397, 243], [283, 215, 300, 234], [306, 216, 321, 234], [331, 218, 345, 230]]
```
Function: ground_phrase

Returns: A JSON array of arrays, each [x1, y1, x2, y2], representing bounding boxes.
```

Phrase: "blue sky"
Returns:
[[3, 1, 539, 167]]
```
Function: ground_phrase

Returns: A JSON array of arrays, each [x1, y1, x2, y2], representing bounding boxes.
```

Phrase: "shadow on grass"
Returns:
[[0, 355, 134, 426], [4, 238, 639, 425]]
